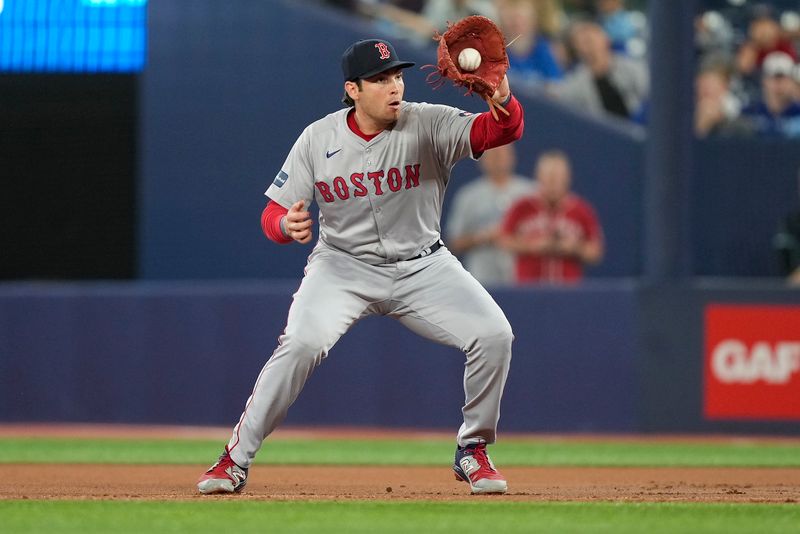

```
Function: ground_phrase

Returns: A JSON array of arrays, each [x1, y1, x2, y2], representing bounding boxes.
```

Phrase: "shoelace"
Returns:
[[469, 445, 497, 473], [207, 450, 232, 473]]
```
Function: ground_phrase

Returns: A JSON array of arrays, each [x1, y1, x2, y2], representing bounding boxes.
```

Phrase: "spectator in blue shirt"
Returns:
[[742, 51, 800, 138], [498, 0, 563, 89]]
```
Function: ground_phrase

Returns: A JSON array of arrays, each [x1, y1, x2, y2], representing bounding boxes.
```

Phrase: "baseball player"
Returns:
[[197, 38, 524, 495]]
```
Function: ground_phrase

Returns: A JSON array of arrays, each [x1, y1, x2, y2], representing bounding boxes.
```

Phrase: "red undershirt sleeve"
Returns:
[[261, 200, 293, 244], [469, 95, 525, 156]]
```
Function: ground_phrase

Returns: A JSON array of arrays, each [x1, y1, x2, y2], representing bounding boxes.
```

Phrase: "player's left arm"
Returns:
[[469, 75, 524, 156]]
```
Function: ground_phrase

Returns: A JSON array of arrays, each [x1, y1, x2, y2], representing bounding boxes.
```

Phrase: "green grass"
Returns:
[[1, 501, 798, 534], [2, 436, 798, 533], [1, 437, 800, 466]]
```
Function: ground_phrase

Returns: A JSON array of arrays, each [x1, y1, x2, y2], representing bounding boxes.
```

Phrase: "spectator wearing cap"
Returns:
[[741, 51, 800, 138]]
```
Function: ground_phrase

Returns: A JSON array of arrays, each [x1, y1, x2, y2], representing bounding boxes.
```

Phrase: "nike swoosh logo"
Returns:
[[458, 111, 473, 117], [326, 149, 342, 158]]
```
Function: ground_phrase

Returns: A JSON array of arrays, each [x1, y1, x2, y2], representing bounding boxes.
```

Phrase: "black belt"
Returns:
[[408, 239, 443, 261]]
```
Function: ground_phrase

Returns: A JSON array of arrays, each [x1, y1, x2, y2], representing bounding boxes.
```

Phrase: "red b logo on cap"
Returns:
[[375, 42, 391, 60]]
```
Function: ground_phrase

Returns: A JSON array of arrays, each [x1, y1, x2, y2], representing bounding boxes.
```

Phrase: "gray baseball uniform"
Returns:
[[225, 102, 514, 469]]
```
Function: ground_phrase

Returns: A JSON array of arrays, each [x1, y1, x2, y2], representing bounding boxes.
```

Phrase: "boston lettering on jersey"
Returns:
[[315, 164, 421, 203]]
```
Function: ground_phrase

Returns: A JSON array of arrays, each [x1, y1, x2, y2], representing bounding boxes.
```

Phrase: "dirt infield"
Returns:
[[2, 464, 798, 503], [1, 425, 799, 503]]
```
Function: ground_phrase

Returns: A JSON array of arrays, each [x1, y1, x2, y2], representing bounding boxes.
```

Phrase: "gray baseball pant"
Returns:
[[227, 243, 513, 468]]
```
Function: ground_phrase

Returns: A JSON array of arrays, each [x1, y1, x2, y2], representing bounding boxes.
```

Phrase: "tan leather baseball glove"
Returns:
[[431, 15, 510, 120]]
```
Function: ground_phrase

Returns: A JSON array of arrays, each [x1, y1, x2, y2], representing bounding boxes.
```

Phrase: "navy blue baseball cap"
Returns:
[[341, 39, 415, 82]]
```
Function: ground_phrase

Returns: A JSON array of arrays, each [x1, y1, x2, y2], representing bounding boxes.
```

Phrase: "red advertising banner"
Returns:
[[705, 304, 800, 420]]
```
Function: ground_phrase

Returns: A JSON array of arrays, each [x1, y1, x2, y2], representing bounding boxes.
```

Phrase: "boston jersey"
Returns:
[[266, 102, 479, 264]]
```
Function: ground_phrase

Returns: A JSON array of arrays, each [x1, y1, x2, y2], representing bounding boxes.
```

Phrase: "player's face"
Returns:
[[354, 68, 405, 128]]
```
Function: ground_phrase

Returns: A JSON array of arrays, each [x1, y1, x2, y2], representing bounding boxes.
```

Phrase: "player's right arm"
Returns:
[[261, 200, 314, 244]]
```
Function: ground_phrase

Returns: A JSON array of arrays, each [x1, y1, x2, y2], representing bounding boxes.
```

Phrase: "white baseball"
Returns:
[[458, 48, 482, 72]]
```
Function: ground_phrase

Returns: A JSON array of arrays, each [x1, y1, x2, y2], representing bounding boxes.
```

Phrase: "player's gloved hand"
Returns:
[[430, 15, 510, 120], [283, 200, 314, 244]]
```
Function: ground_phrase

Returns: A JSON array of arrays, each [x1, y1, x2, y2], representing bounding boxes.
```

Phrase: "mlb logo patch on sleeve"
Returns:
[[273, 170, 289, 188]]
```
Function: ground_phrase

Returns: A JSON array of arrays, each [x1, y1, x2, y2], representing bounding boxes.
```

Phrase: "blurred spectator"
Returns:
[[497, 0, 564, 88], [736, 8, 797, 78], [741, 51, 800, 138], [695, 10, 736, 65], [694, 62, 749, 138], [423, 0, 497, 29], [554, 20, 648, 121], [446, 144, 534, 285], [534, 0, 568, 39], [323, 0, 362, 11], [533, 0, 571, 68], [366, 0, 496, 41], [593, 0, 646, 56], [773, 171, 800, 286], [499, 151, 604, 285], [559, 0, 596, 16], [782, 9, 800, 43]]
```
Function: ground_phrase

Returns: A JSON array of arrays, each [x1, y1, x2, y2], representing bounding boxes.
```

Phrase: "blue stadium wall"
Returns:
[[1, 281, 798, 433]]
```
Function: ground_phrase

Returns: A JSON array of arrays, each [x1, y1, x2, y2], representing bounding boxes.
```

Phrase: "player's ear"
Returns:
[[344, 81, 360, 102]]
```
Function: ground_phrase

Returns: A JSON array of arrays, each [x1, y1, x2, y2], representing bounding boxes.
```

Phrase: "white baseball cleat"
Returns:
[[453, 443, 508, 494], [197, 446, 248, 494]]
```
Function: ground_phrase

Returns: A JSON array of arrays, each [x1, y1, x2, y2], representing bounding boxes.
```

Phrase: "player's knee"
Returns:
[[284, 315, 336, 353], [471, 316, 513, 358], [483, 315, 514, 343], [278, 331, 331, 368]]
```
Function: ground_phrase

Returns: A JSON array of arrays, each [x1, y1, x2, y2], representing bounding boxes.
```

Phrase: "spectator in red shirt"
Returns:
[[736, 10, 797, 78], [499, 150, 604, 284]]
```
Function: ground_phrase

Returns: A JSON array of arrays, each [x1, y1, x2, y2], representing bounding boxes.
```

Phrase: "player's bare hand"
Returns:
[[284, 200, 314, 244], [491, 75, 510, 104]]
